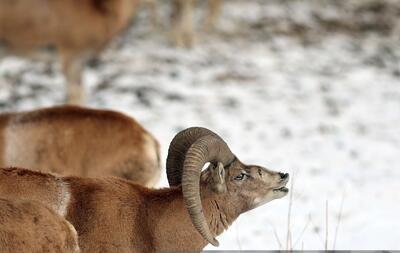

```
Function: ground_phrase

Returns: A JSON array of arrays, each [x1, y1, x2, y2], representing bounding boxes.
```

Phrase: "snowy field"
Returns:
[[1, 0, 400, 250]]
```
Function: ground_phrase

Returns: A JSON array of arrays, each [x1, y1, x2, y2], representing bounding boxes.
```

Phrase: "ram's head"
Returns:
[[167, 127, 289, 246]]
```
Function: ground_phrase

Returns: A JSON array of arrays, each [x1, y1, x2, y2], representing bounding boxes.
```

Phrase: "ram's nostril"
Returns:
[[279, 172, 289, 179]]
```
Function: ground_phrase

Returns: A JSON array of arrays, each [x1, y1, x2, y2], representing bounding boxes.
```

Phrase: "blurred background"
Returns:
[[1, 0, 399, 250]]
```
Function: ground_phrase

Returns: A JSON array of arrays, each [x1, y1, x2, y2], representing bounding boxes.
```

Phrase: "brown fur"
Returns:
[[0, 106, 161, 187], [0, 197, 80, 253], [0, 0, 140, 104], [0, 161, 288, 252], [171, 0, 222, 47]]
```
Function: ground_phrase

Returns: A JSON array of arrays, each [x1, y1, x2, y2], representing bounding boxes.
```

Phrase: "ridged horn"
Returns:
[[166, 127, 219, 186], [181, 133, 235, 246]]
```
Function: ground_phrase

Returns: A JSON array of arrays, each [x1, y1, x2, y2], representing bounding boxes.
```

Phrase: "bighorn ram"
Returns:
[[0, 0, 146, 104], [171, 0, 222, 47], [0, 198, 80, 253], [0, 105, 160, 187], [0, 127, 289, 252]]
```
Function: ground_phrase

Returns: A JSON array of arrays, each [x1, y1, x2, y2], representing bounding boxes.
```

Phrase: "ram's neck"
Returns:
[[146, 185, 239, 252], [206, 194, 239, 237]]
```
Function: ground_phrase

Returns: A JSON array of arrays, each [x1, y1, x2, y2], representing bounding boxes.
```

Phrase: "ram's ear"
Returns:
[[209, 162, 227, 193]]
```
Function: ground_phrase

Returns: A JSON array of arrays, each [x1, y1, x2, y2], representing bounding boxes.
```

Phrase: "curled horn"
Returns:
[[181, 132, 235, 246], [166, 127, 219, 186]]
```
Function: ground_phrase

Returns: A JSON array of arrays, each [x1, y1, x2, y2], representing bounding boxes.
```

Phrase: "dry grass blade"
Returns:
[[286, 176, 294, 251], [293, 214, 311, 248], [272, 225, 283, 250], [325, 200, 329, 251], [333, 190, 346, 250]]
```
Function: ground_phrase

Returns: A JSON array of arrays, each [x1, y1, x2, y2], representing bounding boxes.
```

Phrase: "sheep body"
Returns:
[[0, 106, 160, 187], [0, 163, 288, 252], [0, 0, 140, 104]]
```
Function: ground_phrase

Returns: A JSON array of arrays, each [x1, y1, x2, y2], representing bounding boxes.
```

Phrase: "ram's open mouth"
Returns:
[[273, 187, 289, 193]]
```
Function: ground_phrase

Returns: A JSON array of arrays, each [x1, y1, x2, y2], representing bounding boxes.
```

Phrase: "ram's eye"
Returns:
[[234, 173, 247, 181]]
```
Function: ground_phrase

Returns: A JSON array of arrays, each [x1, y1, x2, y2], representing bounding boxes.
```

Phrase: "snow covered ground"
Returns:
[[1, 0, 399, 250]]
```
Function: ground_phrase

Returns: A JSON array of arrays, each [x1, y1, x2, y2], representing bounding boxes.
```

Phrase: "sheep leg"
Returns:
[[0, 41, 7, 58], [145, 0, 159, 29], [203, 0, 222, 32], [60, 51, 89, 105], [181, 0, 195, 47], [171, 0, 185, 47], [171, 0, 195, 48]]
